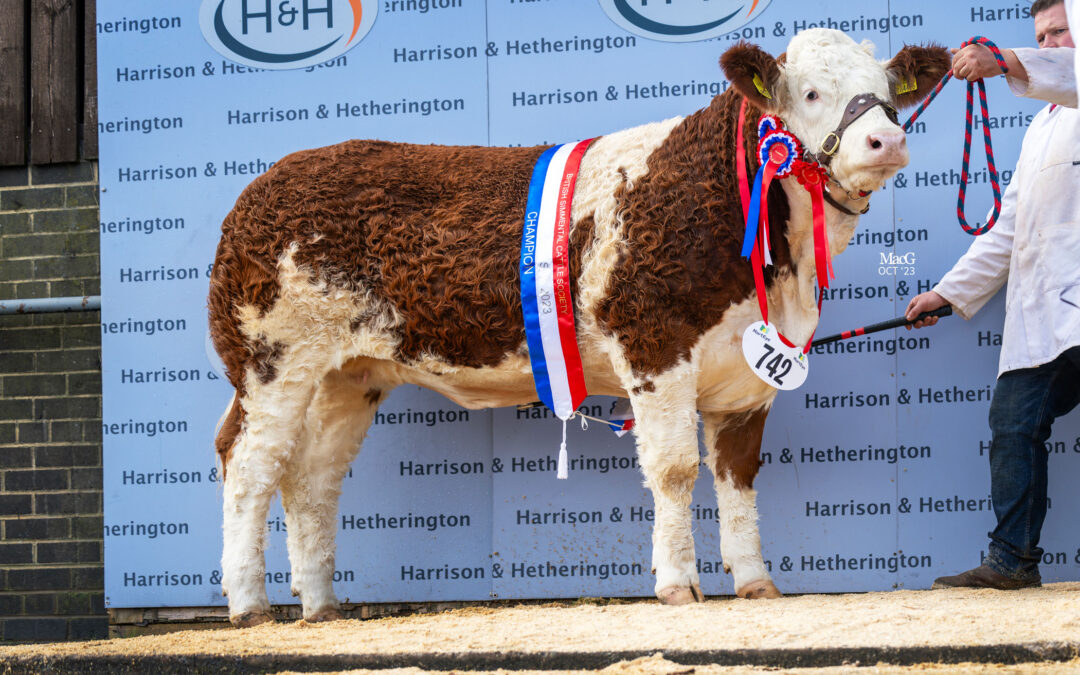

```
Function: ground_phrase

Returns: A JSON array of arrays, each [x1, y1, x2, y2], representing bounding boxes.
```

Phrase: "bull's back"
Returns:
[[209, 140, 550, 380]]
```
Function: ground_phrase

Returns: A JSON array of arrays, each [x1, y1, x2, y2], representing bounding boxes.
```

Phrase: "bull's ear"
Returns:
[[886, 44, 950, 109], [721, 41, 783, 112]]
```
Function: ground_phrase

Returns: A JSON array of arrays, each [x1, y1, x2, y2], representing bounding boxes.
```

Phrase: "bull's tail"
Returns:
[[215, 392, 245, 481]]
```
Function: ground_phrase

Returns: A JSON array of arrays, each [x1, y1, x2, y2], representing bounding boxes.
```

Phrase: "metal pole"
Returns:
[[0, 296, 101, 315]]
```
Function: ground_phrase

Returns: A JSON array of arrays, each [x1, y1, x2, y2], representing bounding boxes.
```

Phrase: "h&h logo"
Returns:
[[199, 0, 376, 70], [597, 0, 772, 43]]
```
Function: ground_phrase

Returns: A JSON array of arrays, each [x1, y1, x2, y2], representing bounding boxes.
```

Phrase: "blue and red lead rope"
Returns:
[[902, 36, 1008, 236]]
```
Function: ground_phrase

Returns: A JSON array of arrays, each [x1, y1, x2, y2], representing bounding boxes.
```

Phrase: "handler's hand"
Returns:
[[905, 291, 947, 329], [950, 45, 1009, 81]]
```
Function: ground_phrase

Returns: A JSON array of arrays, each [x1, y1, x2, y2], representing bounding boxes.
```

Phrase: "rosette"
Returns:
[[757, 129, 802, 177], [756, 114, 782, 138], [791, 159, 827, 189]]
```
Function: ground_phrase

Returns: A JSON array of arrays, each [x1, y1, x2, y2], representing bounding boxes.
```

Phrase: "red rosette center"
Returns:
[[791, 159, 827, 189], [768, 143, 790, 165]]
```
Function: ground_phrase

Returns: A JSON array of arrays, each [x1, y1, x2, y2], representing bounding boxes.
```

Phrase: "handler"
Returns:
[[1071, 0, 1079, 83], [905, 0, 1079, 590]]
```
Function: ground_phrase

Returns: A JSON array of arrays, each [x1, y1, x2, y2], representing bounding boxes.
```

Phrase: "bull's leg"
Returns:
[[280, 368, 382, 623], [702, 408, 781, 599], [222, 371, 318, 628], [628, 377, 704, 605]]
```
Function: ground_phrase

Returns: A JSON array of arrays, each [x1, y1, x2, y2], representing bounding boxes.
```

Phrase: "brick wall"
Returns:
[[0, 162, 105, 642]]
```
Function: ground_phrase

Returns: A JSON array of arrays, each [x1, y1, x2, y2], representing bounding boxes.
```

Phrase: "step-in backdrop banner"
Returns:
[[98, 0, 1080, 609]]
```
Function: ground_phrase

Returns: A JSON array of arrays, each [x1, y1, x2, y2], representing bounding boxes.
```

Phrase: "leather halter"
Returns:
[[822, 185, 869, 215], [811, 92, 899, 215], [814, 92, 899, 168]]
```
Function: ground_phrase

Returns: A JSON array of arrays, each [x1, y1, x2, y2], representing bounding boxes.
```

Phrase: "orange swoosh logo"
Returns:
[[347, 0, 363, 44], [747, 0, 759, 16]]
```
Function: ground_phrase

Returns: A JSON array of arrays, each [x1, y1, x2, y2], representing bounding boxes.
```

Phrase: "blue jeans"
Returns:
[[983, 346, 1080, 581]]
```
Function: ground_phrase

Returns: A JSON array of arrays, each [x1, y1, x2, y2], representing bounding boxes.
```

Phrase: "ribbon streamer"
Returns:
[[736, 102, 835, 354], [520, 139, 594, 479], [520, 140, 593, 421], [793, 160, 834, 290]]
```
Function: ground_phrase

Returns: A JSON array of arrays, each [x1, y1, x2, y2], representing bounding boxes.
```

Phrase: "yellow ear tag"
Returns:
[[896, 76, 917, 95], [753, 73, 772, 99]]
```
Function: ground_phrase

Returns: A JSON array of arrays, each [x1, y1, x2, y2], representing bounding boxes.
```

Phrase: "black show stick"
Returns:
[[811, 305, 953, 347]]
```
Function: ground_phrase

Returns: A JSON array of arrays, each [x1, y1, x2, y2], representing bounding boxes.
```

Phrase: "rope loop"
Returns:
[[901, 36, 1008, 236]]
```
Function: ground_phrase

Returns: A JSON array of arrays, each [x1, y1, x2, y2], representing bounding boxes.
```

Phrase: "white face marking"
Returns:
[[777, 29, 909, 194]]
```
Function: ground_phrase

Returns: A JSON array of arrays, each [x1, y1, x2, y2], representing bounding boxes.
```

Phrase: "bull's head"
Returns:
[[722, 29, 950, 196]]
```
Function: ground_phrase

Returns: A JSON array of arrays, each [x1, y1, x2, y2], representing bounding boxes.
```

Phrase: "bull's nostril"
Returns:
[[870, 139, 882, 150]]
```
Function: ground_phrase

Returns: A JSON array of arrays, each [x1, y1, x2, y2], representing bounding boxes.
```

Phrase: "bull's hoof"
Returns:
[[229, 610, 275, 628], [737, 579, 782, 599], [304, 608, 345, 623], [657, 583, 705, 605]]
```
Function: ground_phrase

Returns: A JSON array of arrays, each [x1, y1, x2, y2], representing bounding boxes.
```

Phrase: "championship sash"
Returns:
[[520, 139, 593, 422]]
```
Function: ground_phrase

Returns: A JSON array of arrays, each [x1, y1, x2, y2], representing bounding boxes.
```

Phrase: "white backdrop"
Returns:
[[98, 0, 1080, 609]]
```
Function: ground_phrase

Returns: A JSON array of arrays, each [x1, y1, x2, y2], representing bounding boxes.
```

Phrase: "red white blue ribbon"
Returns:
[[737, 100, 831, 355], [741, 117, 800, 261], [607, 398, 635, 437], [520, 140, 592, 422]]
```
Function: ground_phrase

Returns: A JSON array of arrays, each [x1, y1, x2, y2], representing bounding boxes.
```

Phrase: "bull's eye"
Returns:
[[805, 90, 819, 101]]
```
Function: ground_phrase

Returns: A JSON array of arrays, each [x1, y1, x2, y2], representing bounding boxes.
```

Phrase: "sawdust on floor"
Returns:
[[3, 584, 1080, 673]]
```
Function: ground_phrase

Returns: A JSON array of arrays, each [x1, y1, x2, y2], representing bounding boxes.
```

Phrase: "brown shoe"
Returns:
[[931, 564, 1041, 590]]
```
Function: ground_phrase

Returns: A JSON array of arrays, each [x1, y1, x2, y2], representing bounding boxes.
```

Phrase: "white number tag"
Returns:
[[741, 322, 809, 390]]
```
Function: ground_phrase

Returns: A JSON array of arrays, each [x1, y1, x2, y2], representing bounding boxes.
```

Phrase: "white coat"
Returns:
[[934, 47, 1079, 375]]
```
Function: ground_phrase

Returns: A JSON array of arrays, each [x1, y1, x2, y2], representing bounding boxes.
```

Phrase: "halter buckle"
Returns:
[[820, 132, 841, 156]]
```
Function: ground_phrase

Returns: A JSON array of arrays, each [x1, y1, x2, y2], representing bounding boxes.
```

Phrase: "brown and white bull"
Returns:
[[208, 28, 948, 627]]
